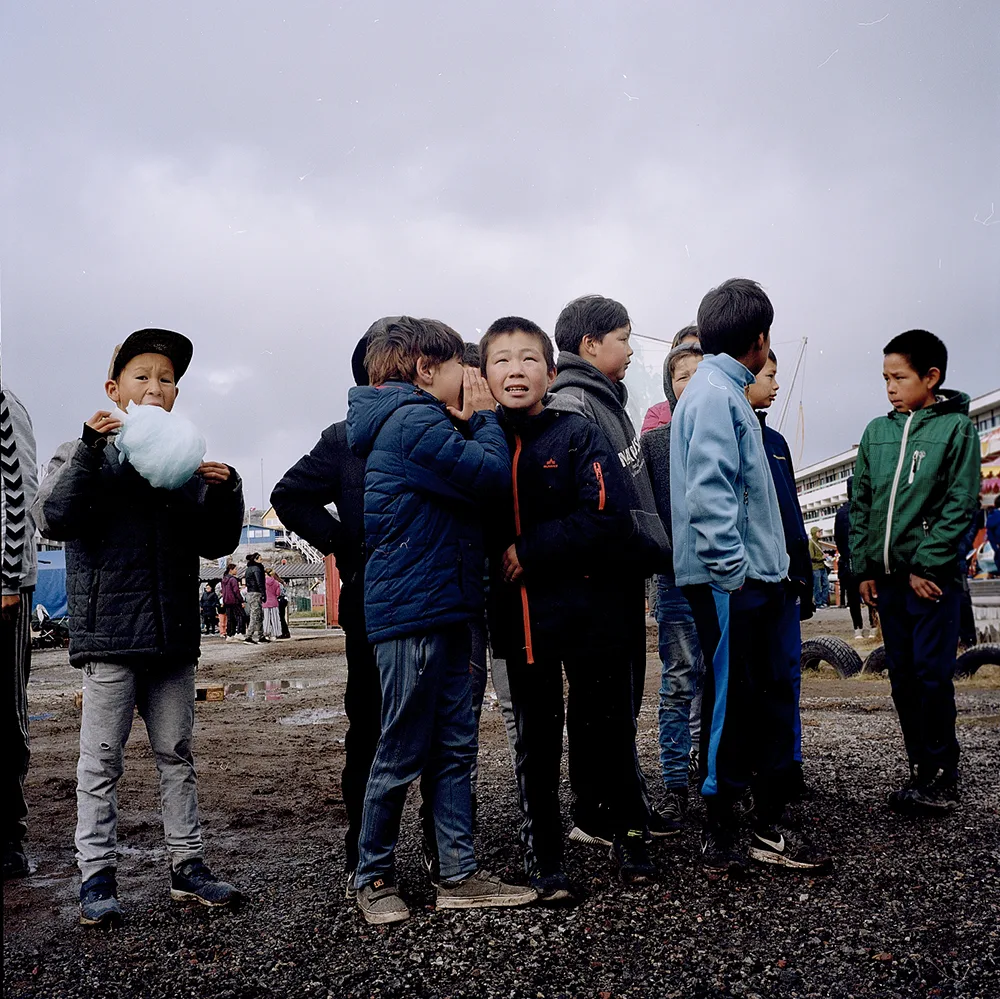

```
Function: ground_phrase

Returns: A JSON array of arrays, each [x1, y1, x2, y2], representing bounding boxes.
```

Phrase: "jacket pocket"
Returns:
[[86, 570, 101, 633]]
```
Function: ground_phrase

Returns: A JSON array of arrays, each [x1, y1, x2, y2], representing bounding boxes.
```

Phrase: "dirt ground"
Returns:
[[4, 607, 999, 999]]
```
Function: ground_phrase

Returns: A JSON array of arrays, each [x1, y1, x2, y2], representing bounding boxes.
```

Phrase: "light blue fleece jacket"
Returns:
[[669, 353, 789, 591]]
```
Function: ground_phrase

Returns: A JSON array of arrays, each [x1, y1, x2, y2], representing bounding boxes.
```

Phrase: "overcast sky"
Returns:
[[2, 0, 997, 510]]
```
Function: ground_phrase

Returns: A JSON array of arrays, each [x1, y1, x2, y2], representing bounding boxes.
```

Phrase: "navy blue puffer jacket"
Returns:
[[346, 382, 511, 643]]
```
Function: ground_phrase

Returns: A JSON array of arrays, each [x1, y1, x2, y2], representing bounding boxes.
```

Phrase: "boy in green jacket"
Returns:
[[849, 330, 980, 815]]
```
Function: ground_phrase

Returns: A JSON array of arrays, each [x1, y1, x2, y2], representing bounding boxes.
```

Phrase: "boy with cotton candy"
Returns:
[[33, 329, 245, 927]]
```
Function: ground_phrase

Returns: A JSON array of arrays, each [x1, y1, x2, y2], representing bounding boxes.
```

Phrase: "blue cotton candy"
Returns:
[[115, 403, 206, 490]]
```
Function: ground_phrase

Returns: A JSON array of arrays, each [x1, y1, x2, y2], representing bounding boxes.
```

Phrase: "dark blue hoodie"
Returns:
[[346, 381, 511, 643]]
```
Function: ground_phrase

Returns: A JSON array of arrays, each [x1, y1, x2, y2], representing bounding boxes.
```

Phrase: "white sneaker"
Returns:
[[854, 629, 864, 639]]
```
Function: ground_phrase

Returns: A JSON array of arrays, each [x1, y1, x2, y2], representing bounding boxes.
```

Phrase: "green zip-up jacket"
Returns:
[[849, 389, 980, 585]]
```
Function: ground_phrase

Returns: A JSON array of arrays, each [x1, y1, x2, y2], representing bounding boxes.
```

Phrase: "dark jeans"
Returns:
[[842, 573, 875, 631], [224, 605, 240, 637], [878, 574, 961, 778], [510, 643, 644, 871], [355, 623, 477, 886], [684, 581, 796, 829], [4, 587, 32, 847]]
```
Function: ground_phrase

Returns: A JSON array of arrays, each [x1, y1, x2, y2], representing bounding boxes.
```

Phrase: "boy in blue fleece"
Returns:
[[346, 317, 535, 924], [670, 279, 830, 875]]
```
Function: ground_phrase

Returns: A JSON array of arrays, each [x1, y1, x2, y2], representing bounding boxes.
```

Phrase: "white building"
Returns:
[[796, 387, 1000, 538]]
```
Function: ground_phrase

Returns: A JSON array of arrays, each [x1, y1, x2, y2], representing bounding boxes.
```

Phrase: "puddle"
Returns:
[[277, 708, 347, 726]]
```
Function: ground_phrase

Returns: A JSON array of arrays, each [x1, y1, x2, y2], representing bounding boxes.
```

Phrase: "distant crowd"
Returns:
[[2, 281, 989, 930]]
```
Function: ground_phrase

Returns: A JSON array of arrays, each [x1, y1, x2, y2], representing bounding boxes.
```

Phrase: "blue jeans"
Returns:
[[655, 578, 705, 791], [355, 624, 478, 887], [812, 568, 829, 608]]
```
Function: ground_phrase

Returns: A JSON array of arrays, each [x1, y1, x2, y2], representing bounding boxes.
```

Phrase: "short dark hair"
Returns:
[[883, 329, 948, 387], [670, 325, 699, 348], [696, 278, 773, 359], [462, 342, 481, 368], [365, 316, 464, 386], [767, 349, 777, 364], [480, 316, 555, 373], [554, 295, 630, 354]]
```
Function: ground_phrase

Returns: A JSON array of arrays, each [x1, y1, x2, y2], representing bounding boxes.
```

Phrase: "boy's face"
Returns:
[[106, 352, 178, 411], [670, 353, 702, 401], [484, 331, 556, 417], [418, 354, 465, 411], [583, 325, 632, 382], [748, 358, 779, 409], [883, 353, 939, 413]]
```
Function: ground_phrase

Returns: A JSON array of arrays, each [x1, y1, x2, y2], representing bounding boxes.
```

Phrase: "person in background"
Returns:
[[2, 388, 38, 880], [200, 584, 220, 635], [276, 572, 291, 639], [747, 349, 814, 797], [221, 563, 242, 642], [244, 551, 267, 643], [850, 329, 980, 815], [809, 527, 831, 609], [986, 496, 1000, 579], [642, 339, 706, 833], [262, 568, 281, 638], [835, 477, 874, 639], [640, 325, 699, 435]]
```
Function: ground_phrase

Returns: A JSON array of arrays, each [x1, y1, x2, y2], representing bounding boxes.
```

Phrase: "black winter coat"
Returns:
[[270, 419, 366, 632], [33, 435, 244, 669], [244, 560, 266, 594], [486, 403, 634, 662]]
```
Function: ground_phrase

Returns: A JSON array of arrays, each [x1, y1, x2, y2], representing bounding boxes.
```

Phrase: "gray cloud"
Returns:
[[2, 1, 997, 505]]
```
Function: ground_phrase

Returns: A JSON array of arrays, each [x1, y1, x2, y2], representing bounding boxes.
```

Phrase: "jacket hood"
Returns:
[[663, 344, 705, 409], [347, 382, 441, 458], [886, 388, 971, 420], [551, 352, 628, 411]]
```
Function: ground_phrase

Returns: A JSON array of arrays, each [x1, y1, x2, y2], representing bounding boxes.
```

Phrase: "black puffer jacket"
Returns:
[[33, 435, 244, 668]]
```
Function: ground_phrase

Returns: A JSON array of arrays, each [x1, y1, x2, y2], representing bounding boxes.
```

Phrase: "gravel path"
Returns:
[[4, 613, 999, 998]]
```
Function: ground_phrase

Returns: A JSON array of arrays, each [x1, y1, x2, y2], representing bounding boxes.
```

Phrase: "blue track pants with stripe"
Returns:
[[683, 580, 797, 828]]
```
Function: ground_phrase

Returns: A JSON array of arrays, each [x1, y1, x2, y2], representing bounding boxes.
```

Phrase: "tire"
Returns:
[[862, 645, 887, 675], [954, 643, 1000, 679], [800, 636, 863, 678]]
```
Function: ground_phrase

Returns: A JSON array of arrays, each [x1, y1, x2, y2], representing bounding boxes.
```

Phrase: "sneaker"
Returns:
[[529, 870, 578, 906], [259, 636, 271, 643], [910, 774, 959, 814], [749, 826, 832, 872], [609, 830, 657, 885], [700, 825, 747, 877], [170, 859, 243, 908], [657, 788, 687, 835], [887, 766, 921, 813], [854, 628, 864, 639], [688, 750, 700, 785], [3, 842, 30, 880], [436, 868, 537, 910], [244, 637, 258, 644], [357, 877, 410, 925], [647, 805, 681, 839], [420, 831, 440, 884], [345, 870, 357, 901], [568, 823, 613, 848], [80, 868, 123, 927]]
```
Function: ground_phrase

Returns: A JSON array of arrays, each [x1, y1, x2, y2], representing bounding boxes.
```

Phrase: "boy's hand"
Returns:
[[447, 368, 496, 421], [502, 544, 524, 583], [85, 410, 123, 435], [909, 573, 943, 601], [860, 580, 878, 607], [198, 462, 231, 484]]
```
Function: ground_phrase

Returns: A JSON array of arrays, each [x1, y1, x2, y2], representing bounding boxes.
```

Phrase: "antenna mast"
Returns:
[[777, 337, 808, 434]]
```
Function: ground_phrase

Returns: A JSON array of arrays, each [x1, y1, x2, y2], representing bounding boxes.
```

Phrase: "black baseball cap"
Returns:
[[108, 328, 194, 382]]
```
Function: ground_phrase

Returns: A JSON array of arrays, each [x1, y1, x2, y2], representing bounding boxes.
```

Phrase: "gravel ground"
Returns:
[[4, 609, 999, 999]]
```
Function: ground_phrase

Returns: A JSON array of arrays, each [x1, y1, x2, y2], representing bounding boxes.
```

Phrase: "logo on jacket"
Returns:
[[543, 458, 559, 469]]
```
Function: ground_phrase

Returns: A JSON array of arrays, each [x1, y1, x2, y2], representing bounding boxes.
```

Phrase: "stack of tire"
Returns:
[[859, 642, 1000, 679], [798, 636, 1000, 678]]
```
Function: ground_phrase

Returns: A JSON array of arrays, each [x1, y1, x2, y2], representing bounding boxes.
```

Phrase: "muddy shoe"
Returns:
[[700, 824, 747, 878], [170, 859, 243, 908], [357, 877, 410, 925], [529, 870, 578, 907], [610, 830, 657, 885], [436, 868, 537, 910], [749, 826, 832, 872], [80, 868, 123, 928]]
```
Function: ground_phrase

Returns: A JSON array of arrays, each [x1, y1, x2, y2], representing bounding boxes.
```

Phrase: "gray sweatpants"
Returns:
[[75, 661, 203, 882]]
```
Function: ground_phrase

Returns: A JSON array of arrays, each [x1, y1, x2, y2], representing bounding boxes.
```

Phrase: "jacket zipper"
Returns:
[[593, 462, 606, 511], [883, 412, 915, 575], [511, 433, 535, 665]]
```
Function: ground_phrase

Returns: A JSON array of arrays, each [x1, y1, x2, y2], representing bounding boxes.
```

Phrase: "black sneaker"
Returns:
[[244, 637, 258, 644], [357, 877, 410, 925], [80, 868, 123, 927], [749, 826, 832, 872], [568, 822, 613, 848], [657, 788, 687, 836], [688, 750, 700, 785], [887, 766, 920, 813], [609, 830, 657, 885], [700, 825, 747, 878], [903, 773, 960, 815], [420, 831, 440, 884], [646, 805, 681, 840], [170, 859, 243, 908], [529, 869, 578, 906]]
